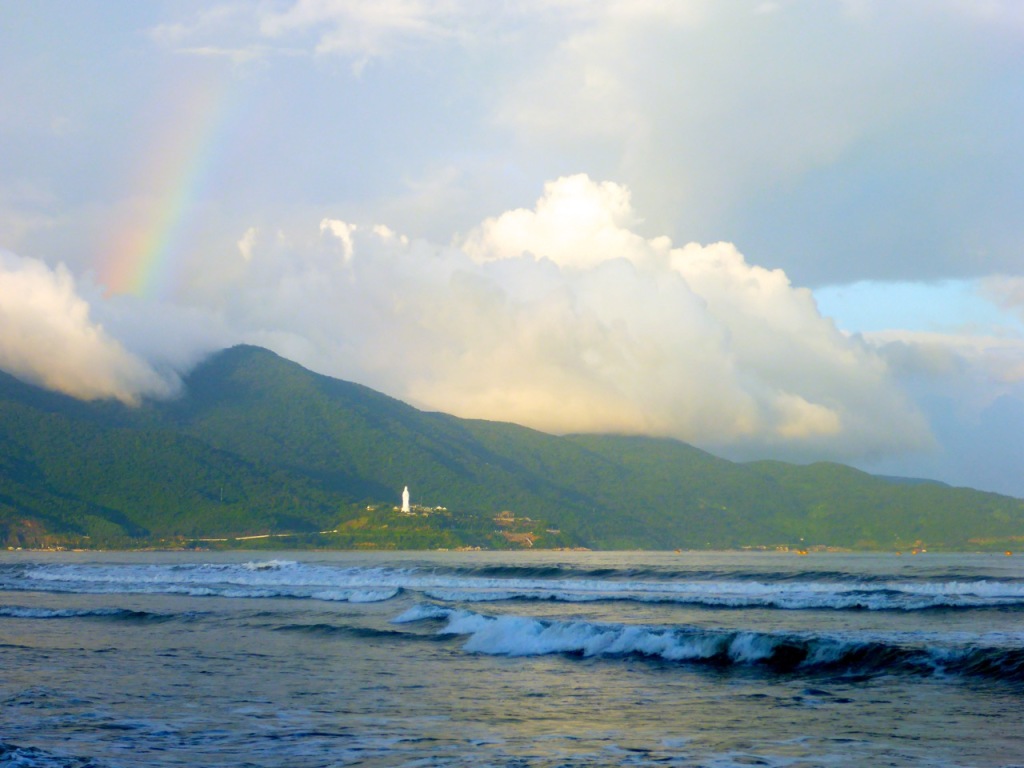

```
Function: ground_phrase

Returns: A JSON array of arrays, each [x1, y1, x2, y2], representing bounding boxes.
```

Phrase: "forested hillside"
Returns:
[[1, 345, 1022, 550]]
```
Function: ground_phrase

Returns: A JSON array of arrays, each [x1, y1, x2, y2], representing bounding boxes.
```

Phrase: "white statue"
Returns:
[[402, 486, 410, 513]]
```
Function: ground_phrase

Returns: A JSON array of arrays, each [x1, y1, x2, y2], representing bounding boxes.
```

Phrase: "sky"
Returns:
[[1, 0, 1023, 497]]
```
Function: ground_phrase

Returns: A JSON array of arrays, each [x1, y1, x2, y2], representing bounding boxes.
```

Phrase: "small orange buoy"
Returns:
[[1006, 551, 1013, 556]]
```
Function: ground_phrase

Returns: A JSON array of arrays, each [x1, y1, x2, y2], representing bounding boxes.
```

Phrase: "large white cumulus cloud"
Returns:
[[0, 251, 176, 403], [222, 175, 930, 460], [0, 176, 934, 461]]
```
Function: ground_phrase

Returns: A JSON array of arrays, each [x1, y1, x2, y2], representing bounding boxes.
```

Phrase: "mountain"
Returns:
[[1, 344, 1022, 550]]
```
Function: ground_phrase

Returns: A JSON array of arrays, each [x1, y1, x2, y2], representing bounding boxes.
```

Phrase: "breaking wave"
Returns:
[[392, 604, 1024, 682]]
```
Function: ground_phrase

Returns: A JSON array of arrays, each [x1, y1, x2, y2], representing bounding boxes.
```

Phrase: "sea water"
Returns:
[[0, 550, 1022, 767]]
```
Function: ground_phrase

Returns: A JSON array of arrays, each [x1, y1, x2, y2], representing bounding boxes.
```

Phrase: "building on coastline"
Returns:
[[401, 486, 410, 514]]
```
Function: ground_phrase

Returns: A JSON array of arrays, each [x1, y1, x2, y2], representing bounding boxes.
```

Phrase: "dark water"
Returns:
[[1, 550, 1022, 767]]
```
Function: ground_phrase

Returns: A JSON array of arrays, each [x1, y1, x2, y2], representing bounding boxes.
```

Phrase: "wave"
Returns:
[[408, 563, 1009, 586], [270, 622, 434, 643], [419, 572, 1024, 611], [0, 605, 188, 622], [0, 740, 104, 767], [3, 560, 1024, 611], [420, 583, 1024, 610], [0, 562, 403, 604], [392, 604, 1024, 683]]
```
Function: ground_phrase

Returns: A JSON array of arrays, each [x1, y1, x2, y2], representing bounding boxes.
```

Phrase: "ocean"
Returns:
[[0, 549, 1022, 767]]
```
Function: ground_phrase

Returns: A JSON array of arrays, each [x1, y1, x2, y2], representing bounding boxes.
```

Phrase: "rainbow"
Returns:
[[99, 71, 238, 298]]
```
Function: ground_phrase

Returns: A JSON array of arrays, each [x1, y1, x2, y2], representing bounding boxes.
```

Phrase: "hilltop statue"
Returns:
[[402, 486, 410, 514]]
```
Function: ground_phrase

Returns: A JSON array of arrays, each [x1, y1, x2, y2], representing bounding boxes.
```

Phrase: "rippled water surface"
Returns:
[[1, 550, 1022, 766]]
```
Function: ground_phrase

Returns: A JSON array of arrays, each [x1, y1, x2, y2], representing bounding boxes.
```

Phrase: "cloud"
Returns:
[[237, 227, 258, 262], [981, 276, 1024, 324], [210, 174, 930, 461], [853, 325, 1024, 496], [0, 175, 936, 462], [493, 3, 955, 225], [873, 329, 1024, 390], [461, 175, 648, 269], [473, 0, 1024, 284], [0, 251, 177, 403], [47, 0, 1018, 291], [256, 0, 467, 69]]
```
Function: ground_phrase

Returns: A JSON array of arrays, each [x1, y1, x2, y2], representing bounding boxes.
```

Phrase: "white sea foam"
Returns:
[[350, 588, 401, 603], [4, 562, 410, 603], [5, 561, 1024, 610], [420, 607, 742, 661], [241, 559, 296, 571], [391, 604, 453, 623]]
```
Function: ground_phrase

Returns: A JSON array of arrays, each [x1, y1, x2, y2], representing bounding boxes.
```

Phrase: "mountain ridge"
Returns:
[[1, 344, 1022, 550]]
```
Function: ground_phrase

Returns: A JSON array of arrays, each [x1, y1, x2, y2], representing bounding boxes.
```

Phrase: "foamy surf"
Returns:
[[0, 562, 404, 604], [393, 603, 1024, 682], [2, 551, 1022, 767], [3, 560, 1024, 610]]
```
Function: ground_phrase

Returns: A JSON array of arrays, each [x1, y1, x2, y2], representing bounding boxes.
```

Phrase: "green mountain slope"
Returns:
[[745, 460, 1024, 549], [0, 368, 339, 543], [1, 345, 1022, 550]]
